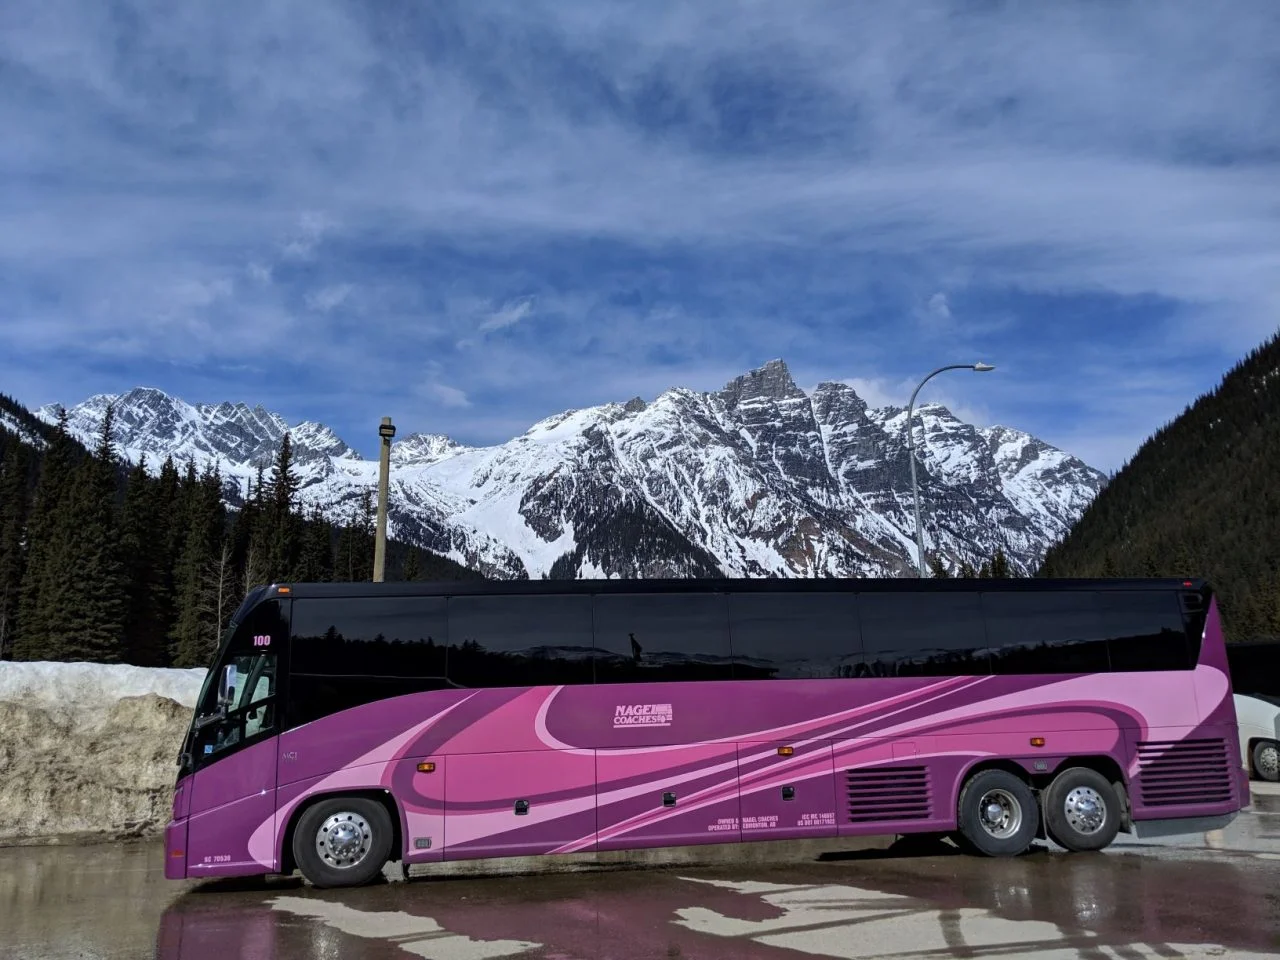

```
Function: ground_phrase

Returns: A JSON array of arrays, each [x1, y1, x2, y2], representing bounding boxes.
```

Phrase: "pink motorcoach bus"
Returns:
[[165, 577, 1248, 888]]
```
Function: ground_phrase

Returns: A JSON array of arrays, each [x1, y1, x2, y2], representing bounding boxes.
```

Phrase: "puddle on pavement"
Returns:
[[4, 838, 1280, 960]]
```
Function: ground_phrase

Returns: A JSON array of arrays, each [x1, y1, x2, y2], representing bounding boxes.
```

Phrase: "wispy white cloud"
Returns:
[[419, 382, 472, 409], [923, 293, 952, 326], [306, 284, 354, 313], [0, 0, 1276, 472], [281, 213, 336, 261], [478, 297, 535, 334]]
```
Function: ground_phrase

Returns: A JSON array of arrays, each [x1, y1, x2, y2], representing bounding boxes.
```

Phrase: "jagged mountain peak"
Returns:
[[718, 358, 805, 407], [40, 359, 1106, 579], [392, 433, 469, 467], [290, 421, 354, 461], [36, 385, 353, 469], [811, 380, 870, 420]]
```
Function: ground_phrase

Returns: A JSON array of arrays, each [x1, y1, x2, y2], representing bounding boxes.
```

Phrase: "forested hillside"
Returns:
[[1039, 330, 1280, 642], [0, 395, 478, 667]]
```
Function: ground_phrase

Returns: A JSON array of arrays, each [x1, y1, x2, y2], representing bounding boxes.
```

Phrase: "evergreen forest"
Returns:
[[1039, 328, 1280, 643], [0, 394, 477, 667]]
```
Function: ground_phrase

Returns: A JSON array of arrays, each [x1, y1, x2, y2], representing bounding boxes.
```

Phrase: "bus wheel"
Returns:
[[293, 796, 394, 888], [956, 769, 1039, 857], [1253, 740, 1280, 782], [1042, 767, 1120, 852]]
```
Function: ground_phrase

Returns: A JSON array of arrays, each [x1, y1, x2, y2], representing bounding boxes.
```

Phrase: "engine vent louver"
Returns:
[[1135, 738, 1232, 807], [846, 765, 932, 823]]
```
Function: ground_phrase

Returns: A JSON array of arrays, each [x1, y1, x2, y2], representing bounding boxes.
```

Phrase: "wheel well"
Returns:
[[957, 756, 1131, 823], [1044, 755, 1125, 790], [960, 758, 1032, 791], [279, 789, 404, 877]]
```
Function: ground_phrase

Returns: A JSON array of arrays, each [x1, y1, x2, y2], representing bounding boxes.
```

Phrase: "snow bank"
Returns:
[[0, 661, 208, 844], [0, 661, 207, 717]]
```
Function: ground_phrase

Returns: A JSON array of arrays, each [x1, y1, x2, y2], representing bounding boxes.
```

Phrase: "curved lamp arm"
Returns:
[[907, 362, 995, 576]]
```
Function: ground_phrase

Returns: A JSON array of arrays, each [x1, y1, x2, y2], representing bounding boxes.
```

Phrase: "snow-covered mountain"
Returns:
[[36, 361, 1105, 578]]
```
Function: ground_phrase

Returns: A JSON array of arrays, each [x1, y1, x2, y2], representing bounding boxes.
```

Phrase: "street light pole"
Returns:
[[373, 416, 396, 582], [907, 362, 995, 577]]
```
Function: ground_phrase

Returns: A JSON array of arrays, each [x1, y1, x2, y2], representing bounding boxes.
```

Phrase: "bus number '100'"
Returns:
[[253, 635, 271, 647]]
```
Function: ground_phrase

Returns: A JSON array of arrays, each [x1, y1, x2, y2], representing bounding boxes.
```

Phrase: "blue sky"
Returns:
[[2, 1, 1278, 471]]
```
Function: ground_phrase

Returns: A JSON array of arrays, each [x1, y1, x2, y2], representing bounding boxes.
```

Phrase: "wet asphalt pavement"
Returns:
[[4, 815, 1280, 960]]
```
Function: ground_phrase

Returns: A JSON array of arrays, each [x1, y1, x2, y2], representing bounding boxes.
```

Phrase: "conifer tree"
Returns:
[[958, 560, 976, 578], [403, 549, 421, 582], [296, 504, 334, 582], [355, 489, 375, 580], [117, 456, 172, 666], [0, 447, 31, 659], [14, 410, 78, 660], [989, 547, 1011, 578], [172, 463, 227, 666], [335, 489, 375, 581], [56, 404, 127, 662], [228, 466, 262, 589], [264, 433, 302, 581], [928, 555, 949, 578]]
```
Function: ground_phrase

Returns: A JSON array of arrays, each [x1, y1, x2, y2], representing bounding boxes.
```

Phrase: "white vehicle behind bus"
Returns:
[[1235, 692, 1280, 782]]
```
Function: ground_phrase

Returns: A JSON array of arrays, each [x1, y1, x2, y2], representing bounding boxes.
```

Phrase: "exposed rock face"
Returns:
[[41, 360, 1106, 578]]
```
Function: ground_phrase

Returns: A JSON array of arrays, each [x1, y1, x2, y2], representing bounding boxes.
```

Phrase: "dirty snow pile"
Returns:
[[0, 661, 206, 843]]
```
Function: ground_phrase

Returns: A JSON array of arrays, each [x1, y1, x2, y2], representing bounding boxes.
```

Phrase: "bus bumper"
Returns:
[[164, 818, 189, 880]]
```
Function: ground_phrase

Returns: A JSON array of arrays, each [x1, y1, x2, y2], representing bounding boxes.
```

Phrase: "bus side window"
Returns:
[[592, 593, 734, 683], [726, 591, 861, 679], [982, 591, 1110, 674], [447, 595, 594, 688], [857, 592, 990, 677], [1101, 591, 1192, 671]]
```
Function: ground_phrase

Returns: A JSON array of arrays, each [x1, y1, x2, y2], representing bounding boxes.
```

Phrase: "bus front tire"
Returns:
[[293, 796, 394, 889], [956, 769, 1039, 857], [1042, 767, 1121, 852]]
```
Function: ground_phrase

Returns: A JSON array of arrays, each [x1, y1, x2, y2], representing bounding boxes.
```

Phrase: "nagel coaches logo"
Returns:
[[614, 703, 674, 728]]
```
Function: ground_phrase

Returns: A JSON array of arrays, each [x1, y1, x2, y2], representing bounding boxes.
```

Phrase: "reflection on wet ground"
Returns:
[[0, 841, 171, 960], [4, 833, 1280, 960]]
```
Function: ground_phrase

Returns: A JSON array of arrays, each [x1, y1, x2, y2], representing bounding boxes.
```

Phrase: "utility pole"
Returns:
[[373, 416, 395, 582]]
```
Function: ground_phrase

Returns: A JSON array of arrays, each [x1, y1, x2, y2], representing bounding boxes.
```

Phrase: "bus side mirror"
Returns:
[[217, 664, 236, 707]]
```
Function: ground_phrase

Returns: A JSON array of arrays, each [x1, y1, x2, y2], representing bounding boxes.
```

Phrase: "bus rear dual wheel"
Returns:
[[954, 767, 1120, 856]]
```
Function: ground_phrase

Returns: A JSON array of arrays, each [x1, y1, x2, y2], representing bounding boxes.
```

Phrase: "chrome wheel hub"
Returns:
[[316, 812, 372, 870], [977, 789, 1022, 839], [1063, 786, 1107, 834]]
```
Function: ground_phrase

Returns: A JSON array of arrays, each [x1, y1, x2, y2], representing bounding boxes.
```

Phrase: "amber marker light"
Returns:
[[777, 746, 795, 756], [1030, 737, 1046, 747], [417, 762, 436, 773]]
